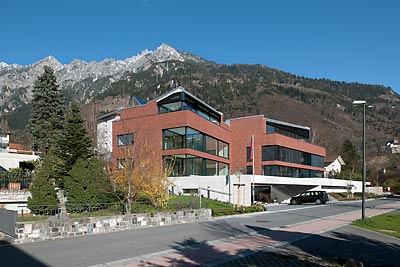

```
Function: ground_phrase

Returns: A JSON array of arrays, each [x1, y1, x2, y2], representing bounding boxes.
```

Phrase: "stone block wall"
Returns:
[[15, 209, 211, 243]]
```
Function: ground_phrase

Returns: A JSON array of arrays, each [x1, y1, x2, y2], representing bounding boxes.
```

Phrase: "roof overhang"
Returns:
[[265, 118, 310, 131]]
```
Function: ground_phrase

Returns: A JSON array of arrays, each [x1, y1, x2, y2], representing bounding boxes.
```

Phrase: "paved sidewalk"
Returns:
[[94, 201, 400, 267]]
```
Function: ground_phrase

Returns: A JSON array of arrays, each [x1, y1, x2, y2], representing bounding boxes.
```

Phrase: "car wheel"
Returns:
[[316, 199, 322, 205], [291, 199, 297, 205]]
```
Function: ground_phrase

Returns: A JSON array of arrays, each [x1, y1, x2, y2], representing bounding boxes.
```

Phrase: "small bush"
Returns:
[[212, 206, 265, 216]]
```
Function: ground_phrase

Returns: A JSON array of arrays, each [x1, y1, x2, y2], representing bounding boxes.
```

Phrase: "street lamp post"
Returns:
[[352, 100, 366, 219]]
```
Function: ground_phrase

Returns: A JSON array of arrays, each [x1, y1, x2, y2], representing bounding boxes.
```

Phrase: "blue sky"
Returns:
[[2, 0, 400, 93]]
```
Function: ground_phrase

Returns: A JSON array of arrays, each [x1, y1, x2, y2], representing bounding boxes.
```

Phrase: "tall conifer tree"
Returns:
[[56, 101, 93, 168], [27, 148, 61, 214], [65, 158, 111, 212], [29, 66, 64, 154]]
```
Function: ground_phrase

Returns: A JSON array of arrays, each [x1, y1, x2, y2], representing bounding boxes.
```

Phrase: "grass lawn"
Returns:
[[17, 196, 259, 221], [352, 213, 400, 238], [169, 195, 233, 209], [69, 209, 122, 218], [169, 195, 265, 216]]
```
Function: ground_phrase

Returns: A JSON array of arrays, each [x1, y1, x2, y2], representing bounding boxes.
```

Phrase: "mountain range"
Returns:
[[1, 44, 399, 156]]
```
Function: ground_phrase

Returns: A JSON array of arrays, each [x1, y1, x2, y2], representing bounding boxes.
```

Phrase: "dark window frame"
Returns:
[[117, 133, 135, 146]]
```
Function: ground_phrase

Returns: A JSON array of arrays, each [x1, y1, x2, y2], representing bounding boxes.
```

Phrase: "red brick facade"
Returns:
[[112, 88, 326, 176]]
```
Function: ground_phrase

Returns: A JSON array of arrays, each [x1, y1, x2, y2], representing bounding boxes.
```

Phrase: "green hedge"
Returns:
[[212, 206, 265, 216]]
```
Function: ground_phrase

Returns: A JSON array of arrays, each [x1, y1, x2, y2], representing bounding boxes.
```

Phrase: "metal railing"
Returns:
[[0, 172, 32, 190], [19, 200, 208, 220]]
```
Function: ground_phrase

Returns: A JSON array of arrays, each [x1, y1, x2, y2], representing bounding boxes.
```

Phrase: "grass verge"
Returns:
[[18, 215, 48, 222], [352, 213, 400, 238]]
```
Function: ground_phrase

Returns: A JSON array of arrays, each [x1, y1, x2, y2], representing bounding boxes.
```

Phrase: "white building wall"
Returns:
[[0, 153, 39, 170], [0, 134, 9, 150], [325, 159, 342, 176], [97, 117, 117, 159], [170, 175, 365, 206]]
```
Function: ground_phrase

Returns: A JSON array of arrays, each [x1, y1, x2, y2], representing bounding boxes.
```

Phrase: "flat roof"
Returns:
[[265, 118, 310, 131], [97, 110, 119, 121], [225, 115, 310, 131]]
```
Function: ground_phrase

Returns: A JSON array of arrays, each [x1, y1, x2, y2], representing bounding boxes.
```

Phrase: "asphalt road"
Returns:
[[286, 223, 400, 267], [0, 198, 397, 267]]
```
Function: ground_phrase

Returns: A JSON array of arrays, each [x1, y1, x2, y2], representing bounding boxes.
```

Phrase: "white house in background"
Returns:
[[386, 139, 400, 154], [0, 134, 39, 171], [96, 111, 120, 162], [96, 97, 147, 162], [324, 155, 345, 177]]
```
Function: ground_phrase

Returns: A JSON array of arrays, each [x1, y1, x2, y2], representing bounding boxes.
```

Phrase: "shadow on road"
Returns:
[[246, 223, 400, 267], [136, 220, 354, 266], [0, 240, 48, 267], [286, 226, 400, 267], [137, 237, 247, 266], [136, 218, 400, 267]]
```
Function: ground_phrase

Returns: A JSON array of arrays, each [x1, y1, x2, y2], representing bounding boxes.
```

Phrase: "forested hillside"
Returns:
[[3, 48, 400, 158]]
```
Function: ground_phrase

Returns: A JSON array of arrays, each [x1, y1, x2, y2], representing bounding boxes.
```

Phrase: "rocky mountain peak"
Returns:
[[0, 62, 8, 69], [35, 55, 64, 71], [154, 44, 184, 61], [0, 44, 206, 112]]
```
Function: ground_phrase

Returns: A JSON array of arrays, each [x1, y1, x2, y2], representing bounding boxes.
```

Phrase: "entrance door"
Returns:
[[254, 185, 272, 203]]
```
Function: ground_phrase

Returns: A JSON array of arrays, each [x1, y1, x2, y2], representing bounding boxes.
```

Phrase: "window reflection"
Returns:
[[262, 165, 323, 178], [262, 145, 324, 167], [162, 127, 229, 159], [164, 154, 229, 177]]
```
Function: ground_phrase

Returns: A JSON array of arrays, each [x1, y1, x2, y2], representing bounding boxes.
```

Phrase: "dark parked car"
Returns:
[[290, 190, 329, 205]]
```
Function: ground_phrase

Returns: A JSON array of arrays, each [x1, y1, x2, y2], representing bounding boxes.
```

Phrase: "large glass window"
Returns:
[[163, 127, 185, 150], [157, 91, 221, 125], [164, 154, 229, 177], [186, 156, 203, 176], [262, 145, 323, 168], [205, 159, 218, 176], [262, 165, 323, 178], [266, 121, 309, 141], [164, 154, 186, 176], [186, 128, 203, 151], [206, 136, 218, 155], [198, 109, 210, 121], [117, 133, 134, 146], [159, 101, 182, 113], [163, 127, 229, 159], [246, 166, 253, 175], [218, 141, 229, 158], [311, 155, 324, 167], [218, 162, 229, 175], [246, 147, 252, 162]]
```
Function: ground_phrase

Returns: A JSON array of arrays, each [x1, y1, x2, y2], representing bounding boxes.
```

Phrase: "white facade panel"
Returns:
[[170, 175, 365, 206]]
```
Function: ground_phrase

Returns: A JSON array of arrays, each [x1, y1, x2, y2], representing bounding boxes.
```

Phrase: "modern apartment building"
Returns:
[[102, 86, 363, 205]]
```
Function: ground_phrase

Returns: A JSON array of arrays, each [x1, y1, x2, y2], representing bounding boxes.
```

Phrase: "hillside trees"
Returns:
[[340, 139, 362, 180], [29, 66, 64, 154]]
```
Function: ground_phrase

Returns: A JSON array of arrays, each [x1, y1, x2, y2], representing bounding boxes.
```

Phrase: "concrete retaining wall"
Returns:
[[366, 186, 383, 195], [15, 209, 211, 243]]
